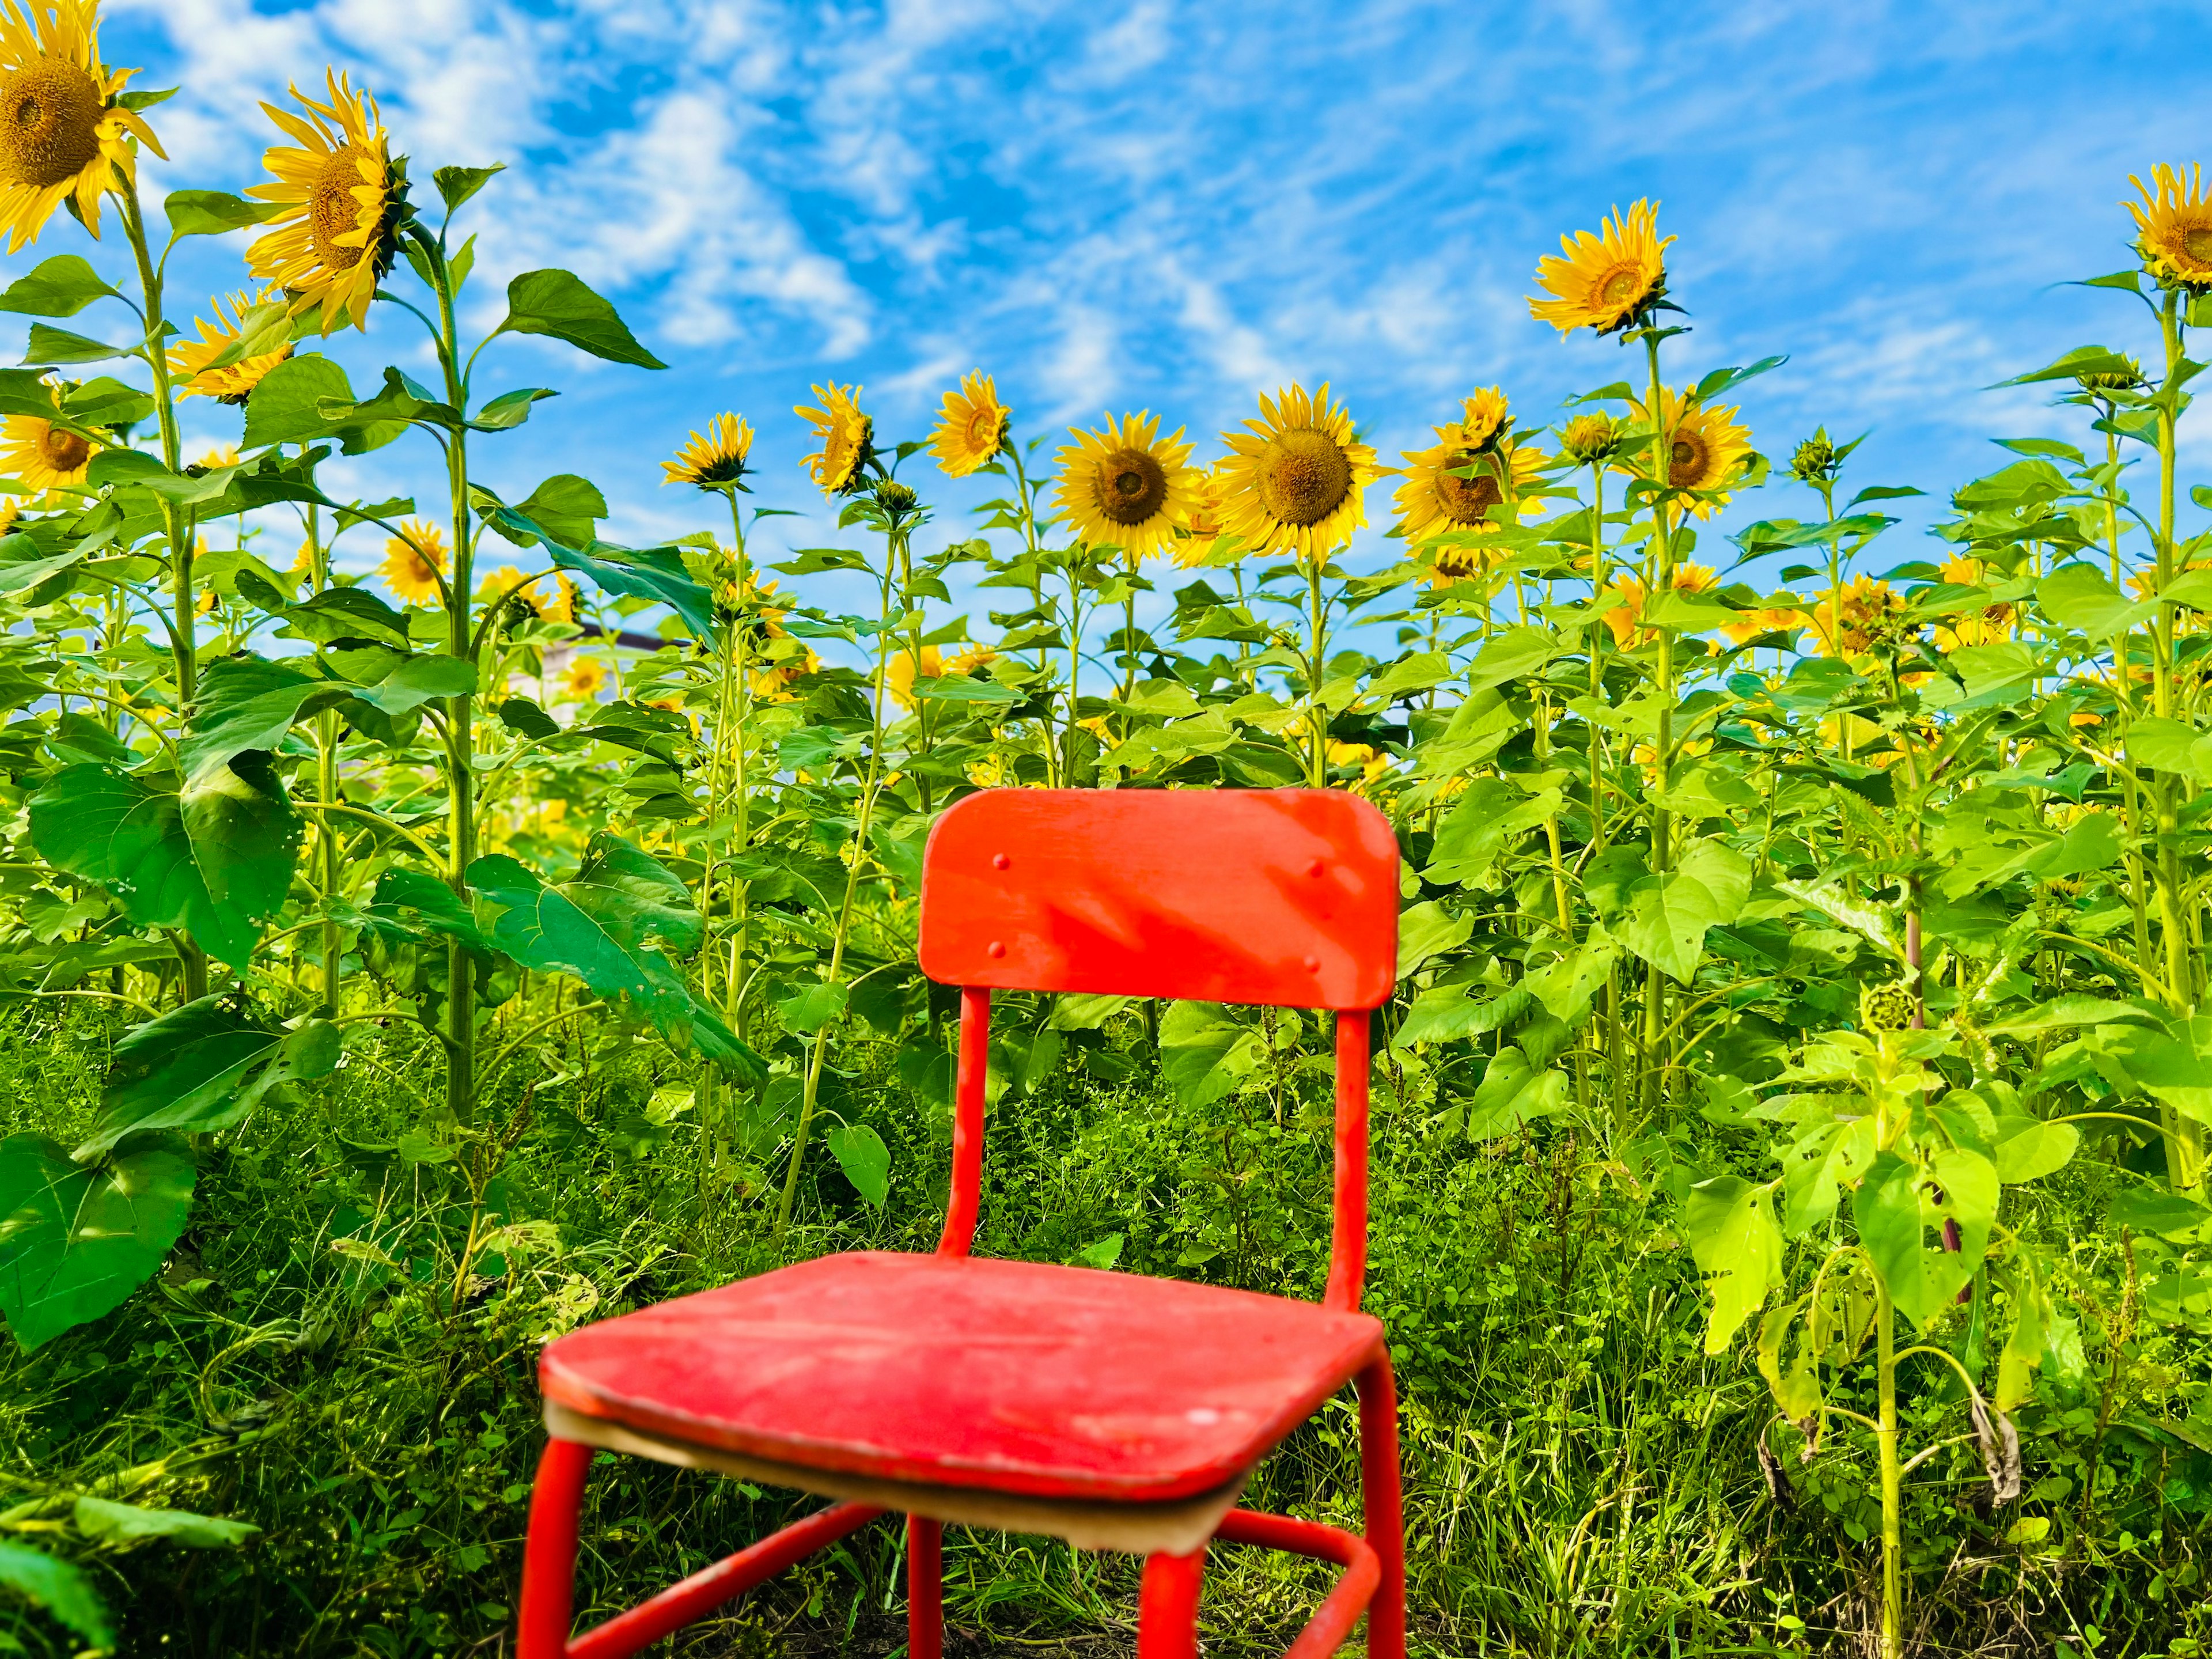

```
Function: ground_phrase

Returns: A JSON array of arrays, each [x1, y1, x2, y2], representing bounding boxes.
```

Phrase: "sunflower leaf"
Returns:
[[495, 270, 666, 370], [163, 190, 284, 240], [0, 1539, 113, 1645], [468, 388, 558, 432], [433, 164, 506, 215], [0, 255, 120, 318], [20, 323, 132, 366]]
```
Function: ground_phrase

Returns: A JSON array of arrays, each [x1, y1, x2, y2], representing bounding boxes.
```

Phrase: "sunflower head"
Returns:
[[1816, 575, 1907, 657], [1528, 199, 1673, 337], [1929, 554, 2014, 653], [1052, 410, 1200, 562], [662, 412, 753, 491], [171, 290, 293, 404], [1458, 387, 1511, 452], [1394, 427, 1544, 556], [0, 0, 164, 255], [378, 517, 448, 607], [2127, 165, 2212, 292], [1627, 386, 1752, 520], [0, 377, 97, 490], [929, 371, 1008, 478], [1172, 465, 1234, 568], [1559, 411, 1623, 466], [796, 382, 873, 496], [1789, 429, 1840, 486], [246, 70, 412, 335], [560, 654, 607, 701], [1216, 383, 1378, 562], [874, 478, 919, 521], [885, 644, 943, 711]]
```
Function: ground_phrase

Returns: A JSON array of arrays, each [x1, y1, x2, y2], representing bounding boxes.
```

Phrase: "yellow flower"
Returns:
[[1215, 382, 1379, 562], [1327, 739, 1392, 784], [171, 290, 292, 404], [1172, 465, 1234, 568], [1929, 554, 2014, 652], [1052, 409, 1200, 562], [194, 442, 238, 469], [0, 495, 18, 537], [1457, 387, 1511, 451], [0, 0, 163, 254], [945, 643, 998, 676], [1721, 606, 1808, 646], [884, 645, 941, 710], [0, 381, 97, 490], [245, 71, 403, 335], [1623, 385, 1752, 520], [2127, 164, 2212, 291], [751, 645, 817, 703], [929, 371, 1007, 478], [561, 655, 607, 700], [1810, 576, 1905, 657], [378, 518, 447, 607], [1396, 426, 1544, 558], [661, 412, 753, 489], [1599, 565, 1714, 648], [291, 537, 316, 575], [795, 382, 872, 495], [1076, 714, 1116, 749], [1528, 199, 1673, 336]]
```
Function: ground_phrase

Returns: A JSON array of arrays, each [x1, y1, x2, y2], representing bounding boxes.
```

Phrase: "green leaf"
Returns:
[[1781, 1118, 1877, 1236], [2111, 1185, 2211, 1239], [28, 763, 296, 969], [469, 387, 557, 431], [84, 1000, 334, 1160], [2021, 811, 2123, 881], [2037, 563, 2153, 639], [276, 586, 416, 650], [1462, 1046, 1566, 1138], [73, 1496, 259, 1547], [824, 1123, 889, 1207], [1991, 1116, 2080, 1184], [162, 190, 283, 238], [1158, 1001, 1263, 1107], [777, 980, 849, 1033], [2127, 716, 2212, 784], [0, 255, 119, 318], [495, 269, 665, 369], [1854, 1148, 1995, 1328], [2104, 1016, 2212, 1120], [433, 163, 505, 214], [179, 656, 346, 786], [1395, 899, 1472, 980], [1683, 1173, 1782, 1354], [1995, 346, 2142, 388], [1464, 626, 1555, 691], [0, 1540, 112, 1645], [1071, 1233, 1125, 1270], [1613, 860, 1733, 983], [481, 502, 713, 635], [21, 321, 131, 365], [241, 353, 354, 449], [497, 696, 560, 740], [914, 675, 1018, 704], [0, 1132, 194, 1353], [350, 654, 476, 715]]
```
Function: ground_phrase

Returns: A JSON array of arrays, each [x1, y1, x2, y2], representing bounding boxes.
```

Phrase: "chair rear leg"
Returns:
[[518, 1437, 594, 1659], [1357, 1354, 1407, 1659], [908, 1515, 943, 1659], [1135, 1544, 1205, 1659]]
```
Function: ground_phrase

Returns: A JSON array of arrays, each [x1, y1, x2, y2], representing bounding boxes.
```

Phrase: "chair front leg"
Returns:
[[1135, 1544, 1206, 1659], [908, 1515, 944, 1659], [518, 1438, 595, 1659], [1357, 1354, 1407, 1659]]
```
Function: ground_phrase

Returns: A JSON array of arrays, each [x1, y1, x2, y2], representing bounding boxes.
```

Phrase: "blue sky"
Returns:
[[68, 0, 2212, 615]]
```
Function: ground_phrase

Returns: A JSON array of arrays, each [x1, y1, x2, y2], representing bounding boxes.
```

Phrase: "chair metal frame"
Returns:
[[516, 787, 1404, 1659]]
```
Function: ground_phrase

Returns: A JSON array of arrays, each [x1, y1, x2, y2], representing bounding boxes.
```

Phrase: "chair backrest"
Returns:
[[918, 788, 1399, 1009], [917, 789, 1400, 1310]]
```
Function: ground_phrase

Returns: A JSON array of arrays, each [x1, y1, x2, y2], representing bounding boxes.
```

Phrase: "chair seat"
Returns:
[[540, 1251, 1385, 1506]]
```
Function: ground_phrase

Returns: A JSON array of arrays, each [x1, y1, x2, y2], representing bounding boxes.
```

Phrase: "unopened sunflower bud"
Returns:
[[1559, 412, 1622, 465], [1858, 982, 1915, 1034], [2077, 355, 2145, 394], [1789, 432, 1838, 484]]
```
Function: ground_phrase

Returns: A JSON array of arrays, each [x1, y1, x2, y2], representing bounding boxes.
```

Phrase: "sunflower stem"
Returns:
[[1639, 329, 1673, 1118]]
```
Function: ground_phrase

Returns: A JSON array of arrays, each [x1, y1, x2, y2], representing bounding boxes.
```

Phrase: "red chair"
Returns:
[[516, 788, 1405, 1659]]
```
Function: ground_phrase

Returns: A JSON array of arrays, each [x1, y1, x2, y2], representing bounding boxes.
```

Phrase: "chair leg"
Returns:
[[1135, 1544, 1206, 1659], [1357, 1354, 1407, 1659], [518, 1438, 594, 1659], [908, 1515, 944, 1659]]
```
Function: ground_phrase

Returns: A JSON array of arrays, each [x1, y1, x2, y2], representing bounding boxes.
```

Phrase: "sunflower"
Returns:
[[561, 655, 607, 701], [795, 382, 872, 495], [193, 443, 238, 470], [1396, 422, 1544, 553], [2127, 164, 2212, 291], [929, 371, 1007, 478], [1215, 382, 1379, 562], [171, 290, 292, 404], [1052, 410, 1200, 561], [1811, 575, 1906, 657], [0, 381, 97, 491], [0, 495, 18, 537], [1559, 411, 1624, 466], [1458, 387, 1511, 452], [662, 413, 753, 490], [1624, 386, 1752, 520], [1721, 606, 1809, 646], [1600, 565, 1717, 648], [1930, 554, 2014, 652], [245, 71, 408, 335], [378, 518, 447, 607], [1528, 200, 1673, 336], [1172, 465, 1233, 568], [0, 0, 163, 255]]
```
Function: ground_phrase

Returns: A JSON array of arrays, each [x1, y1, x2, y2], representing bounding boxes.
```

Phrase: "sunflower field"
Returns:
[[1, 7, 2211, 1658]]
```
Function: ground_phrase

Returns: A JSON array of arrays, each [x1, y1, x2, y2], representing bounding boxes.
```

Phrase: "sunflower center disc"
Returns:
[[1598, 266, 1643, 306], [309, 145, 374, 271], [1436, 453, 1503, 525], [0, 62, 104, 188], [1669, 434, 1706, 488], [964, 410, 998, 450], [39, 425, 89, 471], [1257, 429, 1352, 526], [1099, 449, 1166, 526], [2184, 228, 2212, 263]]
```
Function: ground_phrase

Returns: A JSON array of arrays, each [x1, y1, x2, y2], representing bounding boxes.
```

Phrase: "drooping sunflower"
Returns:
[[1052, 410, 1200, 561], [0, 0, 164, 255], [171, 290, 292, 404], [1930, 554, 2014, 652], [795, 382, 873, 495], [378, 518, 447, 607], [1528, 200, 1673, 337], [245, 71, 409, 335], [1215, 383, 1379, 562], [1396, 422, 1544, 555], [2127, 164, 2212, 291], [929, 371, 1007, 478], [0, 381, 97, 490], [1624, 386, 1752, 520], [1457, 386, 1511, 452], [662, 413, 753, 490]]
